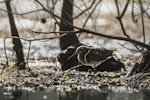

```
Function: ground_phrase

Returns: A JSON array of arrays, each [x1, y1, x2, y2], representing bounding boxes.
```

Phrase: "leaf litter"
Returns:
[[0, 38, 150, 92]]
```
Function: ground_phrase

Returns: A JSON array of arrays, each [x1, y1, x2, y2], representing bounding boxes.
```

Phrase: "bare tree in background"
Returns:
[[1, 0, 150, 73], [5, 0, 25, 70], [59, 0, 79, 50]]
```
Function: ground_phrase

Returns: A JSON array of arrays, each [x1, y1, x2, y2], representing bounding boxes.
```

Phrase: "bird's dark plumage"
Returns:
[[76, 46, 113, 67]]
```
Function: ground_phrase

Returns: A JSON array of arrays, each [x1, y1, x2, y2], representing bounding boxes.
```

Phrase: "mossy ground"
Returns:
[[0, 57, 150, 92]]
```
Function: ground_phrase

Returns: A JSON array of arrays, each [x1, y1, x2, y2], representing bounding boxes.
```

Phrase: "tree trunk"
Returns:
[[59, 0, 79, 50], [126, 50, 150, 77], [58, 0, 81, 70], [5, 0, 26, 70]]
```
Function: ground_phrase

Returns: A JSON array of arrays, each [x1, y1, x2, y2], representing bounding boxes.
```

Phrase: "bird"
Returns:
[[76, 45, 113, 70]]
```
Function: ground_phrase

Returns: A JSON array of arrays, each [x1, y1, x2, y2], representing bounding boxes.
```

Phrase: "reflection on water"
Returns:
[[0, 87, 150, 100]]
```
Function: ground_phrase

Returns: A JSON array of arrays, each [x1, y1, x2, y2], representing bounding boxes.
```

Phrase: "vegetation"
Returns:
[[0, 0, 150, 92]]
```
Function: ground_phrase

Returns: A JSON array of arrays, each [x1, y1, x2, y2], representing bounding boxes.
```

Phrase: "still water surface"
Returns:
[[0, 87, 150, 100]]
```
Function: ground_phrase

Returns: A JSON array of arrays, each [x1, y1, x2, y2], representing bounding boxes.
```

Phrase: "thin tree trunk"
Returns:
[[5, 0, 26, 70], [59, 0, 79, 50], [58, 0, 81, 70]]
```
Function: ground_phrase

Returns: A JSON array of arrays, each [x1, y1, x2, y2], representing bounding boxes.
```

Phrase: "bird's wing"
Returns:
[[86, 48, 112, 62]]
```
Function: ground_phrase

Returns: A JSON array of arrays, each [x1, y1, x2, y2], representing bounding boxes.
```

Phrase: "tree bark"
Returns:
[[126, 50, 150, 77], [59, 0, 79, 50], [5, 0, 26, 70]]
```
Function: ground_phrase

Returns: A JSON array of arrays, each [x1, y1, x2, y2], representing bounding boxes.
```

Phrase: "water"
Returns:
[[0, 87, 150, 100], [0, 1, 150, 100]]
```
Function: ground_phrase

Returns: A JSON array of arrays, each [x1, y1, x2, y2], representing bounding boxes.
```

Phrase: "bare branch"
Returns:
[[118, 0, 131, 19], [34, 0, 150, 50], [26, 41, 31, 67], [115, 0, 130, 38], [35, 0, 62, 21], [0, 8, 43, 16], [78, 28, 150, 50], [131, 0, 137, 23], [0, 0, 13, 3], [4, 38, 8, 66], [83, 0, 101, 28], [114, 0, 120, 15], [139, 0, 146, 44], [114, 0, 141, 50], [74, 0, 96, 19], [30, 30, 80, 34]]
